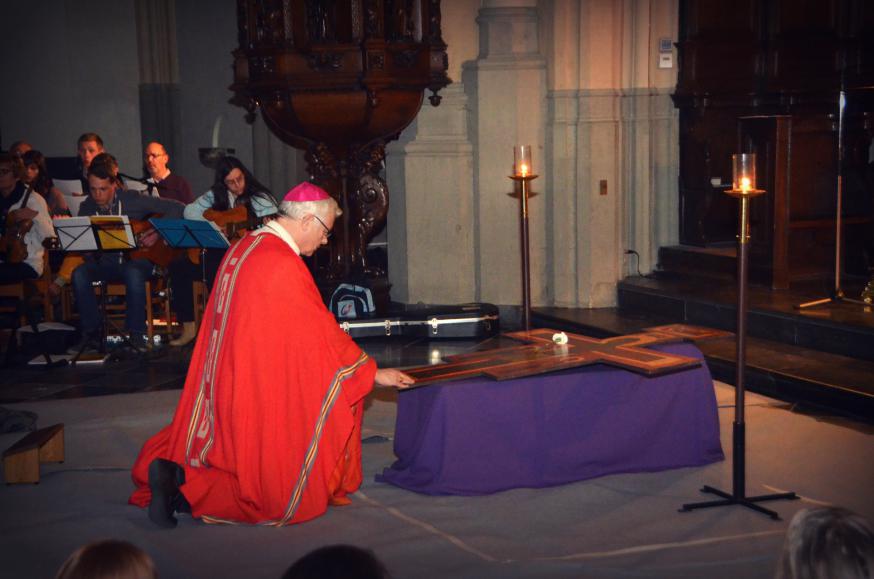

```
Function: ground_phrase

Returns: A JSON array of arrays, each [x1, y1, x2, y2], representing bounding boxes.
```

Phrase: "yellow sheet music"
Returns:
[[90, 216, 135, 250]]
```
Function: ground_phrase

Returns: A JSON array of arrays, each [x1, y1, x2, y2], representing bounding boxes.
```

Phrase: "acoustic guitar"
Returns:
[[1, 187, 36, 264], [130, 216, 178, 268], [0, 211, 34, 264], [188, 205, 249, 264], [203, 205, 249, 238]]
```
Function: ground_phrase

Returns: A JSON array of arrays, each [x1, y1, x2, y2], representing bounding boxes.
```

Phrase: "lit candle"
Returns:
[[732, 153, 756, 193], [514, 145, 533, 178]]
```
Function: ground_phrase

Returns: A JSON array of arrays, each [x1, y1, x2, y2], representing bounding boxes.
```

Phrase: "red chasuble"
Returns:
[[129, 230, 376, 525]]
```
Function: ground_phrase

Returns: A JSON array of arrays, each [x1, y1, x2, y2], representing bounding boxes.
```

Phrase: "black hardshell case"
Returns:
[[338, 303, 499, 339]]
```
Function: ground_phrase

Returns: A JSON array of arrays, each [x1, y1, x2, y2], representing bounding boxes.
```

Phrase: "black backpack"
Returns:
[[329, 283, 376, 319]]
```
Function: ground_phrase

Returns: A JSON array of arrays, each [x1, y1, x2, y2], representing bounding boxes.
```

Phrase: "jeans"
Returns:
[[71, 255, 155, 335], [167, 249, 224, 323]]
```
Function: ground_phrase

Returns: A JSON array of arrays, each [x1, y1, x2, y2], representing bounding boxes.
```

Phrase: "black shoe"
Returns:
[[147, 458, 186, 529], [66, 333, 100, 355], [127, 333, 151, 351]]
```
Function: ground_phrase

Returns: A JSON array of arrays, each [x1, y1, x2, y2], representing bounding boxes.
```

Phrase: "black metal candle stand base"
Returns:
[[680, 486, 799, 520], [679, 423, 799, 520]]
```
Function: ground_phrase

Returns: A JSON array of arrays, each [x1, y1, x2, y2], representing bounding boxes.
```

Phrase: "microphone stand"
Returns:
[[794, 88, 868, 312], [118, 172, 163, 197]]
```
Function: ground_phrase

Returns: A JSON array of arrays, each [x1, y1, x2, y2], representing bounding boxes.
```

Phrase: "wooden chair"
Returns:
[[0, 253, 55, 363], [0, 252, 54, 327]]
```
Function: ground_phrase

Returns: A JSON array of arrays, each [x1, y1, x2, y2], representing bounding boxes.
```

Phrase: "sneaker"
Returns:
[[127, 333, 152, 351], [127, 333, 147, 351], [67, 333, 100, 355]]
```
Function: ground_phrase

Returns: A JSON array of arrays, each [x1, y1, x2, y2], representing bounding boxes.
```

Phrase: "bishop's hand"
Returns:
[[374, 368, 416, 390]]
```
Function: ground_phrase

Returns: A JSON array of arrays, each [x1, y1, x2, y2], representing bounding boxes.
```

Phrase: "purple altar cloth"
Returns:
[[377, 343, 724, 495]]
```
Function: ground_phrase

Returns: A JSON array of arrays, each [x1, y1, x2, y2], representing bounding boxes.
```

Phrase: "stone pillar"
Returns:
[[619, 0, 680, 275], [543, 0, 581, 307], [578, 88, 622, 306], [463, 2, 547, 306], [622, 89, 678, 273], [386, 83, 476, 304], [135, 0, 182, 161], [539, 0, 679, 306]]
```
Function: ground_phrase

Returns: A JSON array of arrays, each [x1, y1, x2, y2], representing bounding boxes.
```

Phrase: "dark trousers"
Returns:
[[0, 262, 38, 284], [167, 250, 224, 323], [71, 255, 154, 335]]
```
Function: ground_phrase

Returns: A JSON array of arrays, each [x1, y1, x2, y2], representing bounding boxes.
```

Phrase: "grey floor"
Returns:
[[1, 375, 872, 579]]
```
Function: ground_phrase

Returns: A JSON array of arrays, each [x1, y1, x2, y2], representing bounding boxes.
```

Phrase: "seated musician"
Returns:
[[45, 135, 107, 298], [22, 150, 70, 216], [0, 152, 54, 285], [9, 141, 32, 160], [67, 153, 184, 352], [75, 133, 105, 195], [167, 156, 277, 346], [142, 142, 194, 204]]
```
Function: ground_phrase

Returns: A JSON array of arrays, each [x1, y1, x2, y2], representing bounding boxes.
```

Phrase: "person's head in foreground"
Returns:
[[281, 544, 390, 579], [277, 181, 340, 256], [776, 506, 874, 579], [55, 539, 158, 579]]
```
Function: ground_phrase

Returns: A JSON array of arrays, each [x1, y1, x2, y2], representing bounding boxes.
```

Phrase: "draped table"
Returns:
[[377, 343, 724, 495]]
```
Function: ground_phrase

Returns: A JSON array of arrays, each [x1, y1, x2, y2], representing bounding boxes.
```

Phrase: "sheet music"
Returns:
[[90, 216, 136, 250], [54, 178, 83, 196], [51, 216, 137, 251], [149, 218, 230, 249], [53, 217, 98, 251], [65, 195, 87, 216], [124, 178, 150, 193]]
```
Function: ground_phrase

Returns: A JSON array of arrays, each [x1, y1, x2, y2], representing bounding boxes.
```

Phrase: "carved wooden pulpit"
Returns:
[[231, 1, 450, 304]]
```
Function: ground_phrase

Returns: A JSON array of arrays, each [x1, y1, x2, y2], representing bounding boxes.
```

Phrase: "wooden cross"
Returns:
[[403, 326, 726, 388]]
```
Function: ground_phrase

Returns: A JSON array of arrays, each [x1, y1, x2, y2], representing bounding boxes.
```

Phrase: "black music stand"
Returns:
[[149, 219, 229, 335], [54, 217, 142, 363]]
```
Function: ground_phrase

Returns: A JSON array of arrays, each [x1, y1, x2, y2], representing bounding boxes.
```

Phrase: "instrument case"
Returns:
[[338, 303, 499, 339]]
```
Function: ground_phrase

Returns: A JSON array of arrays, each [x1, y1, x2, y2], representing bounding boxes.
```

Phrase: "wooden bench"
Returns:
[[3, 423, 65, 484]]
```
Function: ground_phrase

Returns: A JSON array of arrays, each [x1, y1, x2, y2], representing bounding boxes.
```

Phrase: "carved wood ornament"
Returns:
[[232, 0, 450, 284]]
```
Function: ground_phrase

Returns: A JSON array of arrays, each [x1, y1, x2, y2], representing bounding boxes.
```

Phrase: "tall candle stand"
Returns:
[[680, 153, 798, 520], [510, 146, 537, 331]]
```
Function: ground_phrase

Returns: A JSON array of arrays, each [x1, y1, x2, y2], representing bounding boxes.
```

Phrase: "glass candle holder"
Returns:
[[514, 145, 533, 178], [732, 153, 756, 192]]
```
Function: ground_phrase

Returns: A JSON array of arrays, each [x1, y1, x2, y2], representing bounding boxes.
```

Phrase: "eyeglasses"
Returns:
[[224, 175, 245, 187], [312, 214, 333, 239]]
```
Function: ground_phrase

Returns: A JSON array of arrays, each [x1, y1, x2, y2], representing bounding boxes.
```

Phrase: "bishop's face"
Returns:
[[298, 212, 335, 256]]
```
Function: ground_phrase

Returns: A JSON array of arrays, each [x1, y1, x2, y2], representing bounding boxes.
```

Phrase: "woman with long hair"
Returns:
[[185, 155, 275, 226], [167, 155, 277, 346], [21, 149, 70, 216]]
